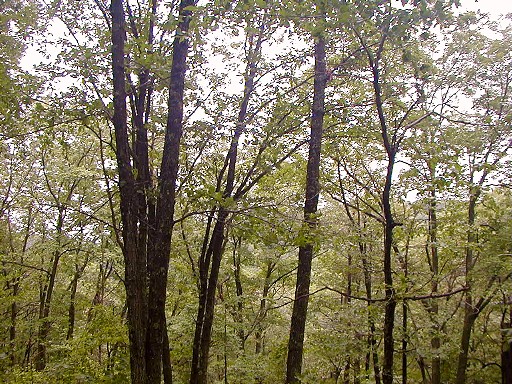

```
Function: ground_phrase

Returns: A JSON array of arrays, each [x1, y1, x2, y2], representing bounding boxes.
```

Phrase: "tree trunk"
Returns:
[[456, 309, 477, 384], [162, 322, 173, 384], [255, 261, 273, 355], [190, 24, 263, 384], [110, 1, 148, 382], [110, 0, 195, 382], [232, 236, 245, 351], [501, 301, 512, 384], [35, 251, 60, 371], [66, 269, 79, 340], [285, 34, 327, 384], [428, 183, 441, 384], [370, 37, 397, 384], [35, 206, 68, 371], [9, 280, 19, 365], [455, 193, 479, 384], [145, 0, 195, 381]]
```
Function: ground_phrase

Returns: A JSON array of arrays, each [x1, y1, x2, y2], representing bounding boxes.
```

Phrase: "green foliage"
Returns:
[[0, 0, 511, 383]]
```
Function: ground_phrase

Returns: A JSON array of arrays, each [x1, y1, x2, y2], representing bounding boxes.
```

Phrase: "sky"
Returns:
[[461, 0, 511, 16]]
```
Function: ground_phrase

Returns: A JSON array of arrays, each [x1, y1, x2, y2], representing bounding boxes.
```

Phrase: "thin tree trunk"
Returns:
[[501, 300, 512, 384], [9, 280, 19, 365], [370, 33, 397, 384], [402, 301, 407, 384], [190, 24, 263, 384], [66, 270, 79, 340], [35, 252, 60, 371], [162, 321, 173, 384], [285, 34, 327, 384], [7, 209, 32, 366], [428, 183, 441, 384], [35, 206, 68, 371], [455, 194, 478, 384], [232, 236, 245, 351], [255, 261, 273, 355]]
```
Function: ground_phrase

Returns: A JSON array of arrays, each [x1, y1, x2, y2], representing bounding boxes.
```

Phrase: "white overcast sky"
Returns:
[[461, 0, 511, 16]]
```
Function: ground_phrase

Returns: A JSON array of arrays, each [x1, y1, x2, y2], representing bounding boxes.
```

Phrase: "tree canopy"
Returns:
[[0, 1, 511, 383]]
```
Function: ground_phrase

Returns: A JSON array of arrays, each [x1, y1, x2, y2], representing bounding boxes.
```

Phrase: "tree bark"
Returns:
[[110, 2, 147, 382], [501, 301, 512, 384], [162, 322, 173, 384], [255, 261, 273, 355], [146, 0, 195, 381], [35, 206, 68, 371], [66, 269, 79, 340], [232, 236, 245, 351], [110, 0, 195, 382], [455, 193, 479, 384], [189, 24, 263, 384], [427, 176, 441, 384], [285, 34, 327, 384]]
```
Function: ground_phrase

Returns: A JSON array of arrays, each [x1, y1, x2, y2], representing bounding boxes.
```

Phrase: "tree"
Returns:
[[110, 0, 196, 382], [285, 20, 327, 384]]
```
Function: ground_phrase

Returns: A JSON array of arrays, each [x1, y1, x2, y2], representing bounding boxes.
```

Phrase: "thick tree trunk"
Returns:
[[285, 34, 327, 384], [110, 0, 194, 382], [111, 2, 147, 382], [145, 0, 195, 381]]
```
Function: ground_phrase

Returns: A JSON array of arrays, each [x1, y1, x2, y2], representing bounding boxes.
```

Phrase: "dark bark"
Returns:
[[35, 253, 60, 371], [111, 2, 147, 382], [455, 193, 480, 384], [285, 34, 327, 384], [232, 237, 245, 350], [402, 301, 407, 384], [9, 280, 19, 365], [110, 0, 195, 382], [427, 180, 441, 384], [189, 25, 263, 384], [163, 323, 173, 384], [502, 302, 512, 384], [66, 270, 79, 340], [197, 212, 229, 384], [145, 0, 194, 381], [370, 32, 397, 384], [358, 215, 381, 384], [35, 206, 68, 371], [255, 261, 273, 354]]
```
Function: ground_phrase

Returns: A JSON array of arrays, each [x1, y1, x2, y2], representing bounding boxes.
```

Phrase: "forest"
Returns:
[[0, 0, 511, 383]]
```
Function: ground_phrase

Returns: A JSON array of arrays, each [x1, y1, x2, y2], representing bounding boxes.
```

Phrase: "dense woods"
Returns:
[[0, 0, 511, 383]]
